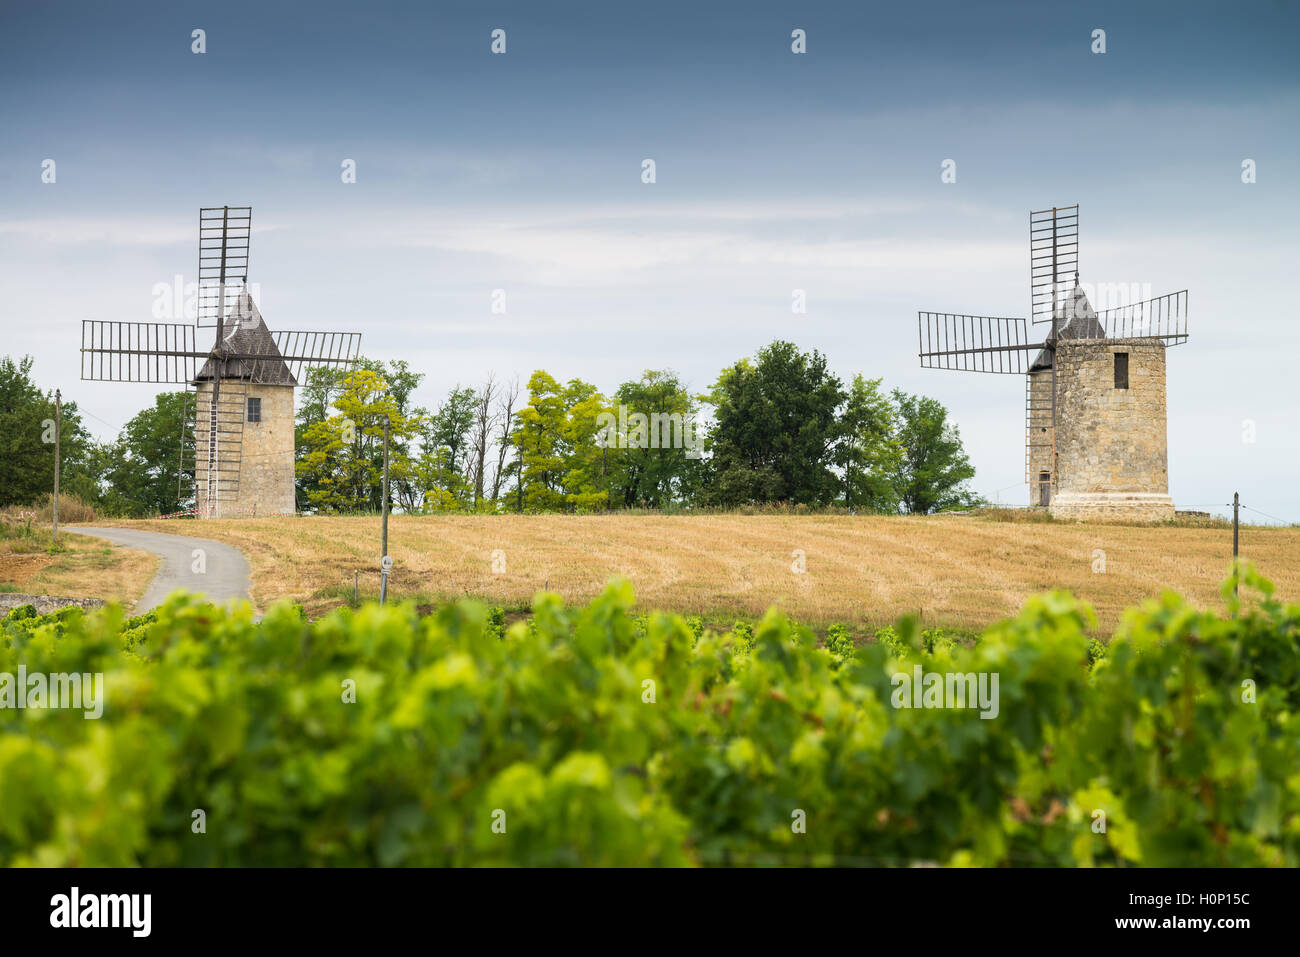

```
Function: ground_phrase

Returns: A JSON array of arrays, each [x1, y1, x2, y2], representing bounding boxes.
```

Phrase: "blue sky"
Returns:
[[2, 0, 1297, 521]]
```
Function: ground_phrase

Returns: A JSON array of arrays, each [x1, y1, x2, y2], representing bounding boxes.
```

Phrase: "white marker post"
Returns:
[[380, 554, 392, 605]]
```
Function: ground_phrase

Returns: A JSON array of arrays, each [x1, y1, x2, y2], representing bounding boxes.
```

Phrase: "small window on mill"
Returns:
[[247, 396, 262, 423], [1114, 352, 1129, 390]]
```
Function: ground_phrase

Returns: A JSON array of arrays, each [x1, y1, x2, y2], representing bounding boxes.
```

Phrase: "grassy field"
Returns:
[[88, 512, 1300, 631], [0, 520, 156, 608]]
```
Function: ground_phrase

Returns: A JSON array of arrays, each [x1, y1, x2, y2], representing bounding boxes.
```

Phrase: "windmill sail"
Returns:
[[918, 312, 1041, 374], [197, 206, 252, 328], [1095, 290, 1189, 344], [1029, 205, 1079, 325], [81, 321, 199, 383]]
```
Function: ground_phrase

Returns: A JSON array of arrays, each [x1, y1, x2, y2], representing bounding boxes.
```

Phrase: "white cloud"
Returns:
[[0, 217, 287, 247]]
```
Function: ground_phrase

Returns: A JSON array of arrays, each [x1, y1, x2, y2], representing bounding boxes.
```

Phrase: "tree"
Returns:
[[425, 387, 477, 477], [513, 372, 568, 511], [608, 370, 704, 508], [705, 341, 845, 506], [890, 390, 977, 514], [836, 375, 902, 513], [101, 392, 192, 516], [560, 379, 613, 512], [491, 377, 521, 504], [467, 374, 498, 509], [0, 356, 96, 508], [512, 372, 612, 512], [297, 359, 429, 512], [296, 368, 419, 513]]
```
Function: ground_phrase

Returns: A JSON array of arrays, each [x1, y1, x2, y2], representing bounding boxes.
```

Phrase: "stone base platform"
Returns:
[[1049, 491, 1175, 523]]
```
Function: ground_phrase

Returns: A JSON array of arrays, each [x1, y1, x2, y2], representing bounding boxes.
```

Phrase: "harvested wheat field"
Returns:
[[92, 513, 1300, 632]]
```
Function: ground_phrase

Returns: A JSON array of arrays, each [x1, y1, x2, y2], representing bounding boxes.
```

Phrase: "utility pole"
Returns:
[[52, 389, 61, 542], [1233, 491, 1240, 600], [381, 415, 391, 560], [516, 442, 524, 513], [378, 416, 393, 606]]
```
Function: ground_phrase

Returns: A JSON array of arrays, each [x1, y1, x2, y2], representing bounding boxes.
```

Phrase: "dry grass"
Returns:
[[92, 512, 1300, 631], [0, 517, 157, 609]]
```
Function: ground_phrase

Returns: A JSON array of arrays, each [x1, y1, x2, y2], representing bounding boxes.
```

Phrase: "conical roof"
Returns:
[[193, 289, 297, 385], [1029, 281, 1106, 371]]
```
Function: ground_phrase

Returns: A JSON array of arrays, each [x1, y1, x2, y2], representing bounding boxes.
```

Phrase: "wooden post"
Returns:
[[1233, 491, 1240, 600], [353, 570, 359, 606], [52, 389, 61, 542]]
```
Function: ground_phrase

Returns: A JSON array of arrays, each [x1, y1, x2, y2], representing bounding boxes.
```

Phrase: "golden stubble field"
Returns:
[[97, 514, 1300, 631]]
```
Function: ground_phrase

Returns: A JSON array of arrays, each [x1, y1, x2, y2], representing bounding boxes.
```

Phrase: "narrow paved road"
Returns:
[[66, 526, 252, 613]]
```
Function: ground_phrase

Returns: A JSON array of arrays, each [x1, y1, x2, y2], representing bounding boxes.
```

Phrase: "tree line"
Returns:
[[0, 341, 977, 516]]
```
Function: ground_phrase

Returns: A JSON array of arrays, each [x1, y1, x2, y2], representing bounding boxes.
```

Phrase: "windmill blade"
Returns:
[[197, 206, 252, 328], [210, 328, 363, 385], [1029, 205, 1079, 324], [81, 320, 201, 383], [267, 330, 363, 381], [1094, 290, 1189, 345], [918, 312, 1043, 374]]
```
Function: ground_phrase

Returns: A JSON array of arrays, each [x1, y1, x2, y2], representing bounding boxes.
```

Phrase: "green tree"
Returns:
[[705, 341, 845, 506], [608, 370, 705, 508], [424, 387, 477, 478], [890, 389, 977, 514], [297, 368, 419, 512], [100, 392, 192, 516], [0, 356, 97, 508], [513, 372, 612, 512], [836, 375, 902, 513], [298, 359, 429, 512], [513, 372, 568, 511], [407, 384, 478, 513], [561, 379, 613, 512]]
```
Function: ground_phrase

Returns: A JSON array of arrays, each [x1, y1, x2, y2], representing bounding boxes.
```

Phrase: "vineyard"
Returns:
[[2, 565, 1296, 867]]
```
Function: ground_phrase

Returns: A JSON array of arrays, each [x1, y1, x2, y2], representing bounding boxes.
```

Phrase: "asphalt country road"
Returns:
[[66, 526, 252, 613]]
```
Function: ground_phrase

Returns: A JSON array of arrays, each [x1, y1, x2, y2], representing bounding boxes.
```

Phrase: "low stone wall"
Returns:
[[1, 594, 107, 616]]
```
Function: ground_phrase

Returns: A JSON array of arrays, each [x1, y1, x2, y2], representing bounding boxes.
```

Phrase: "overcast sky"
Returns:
[[2, 0, 1297, 522]]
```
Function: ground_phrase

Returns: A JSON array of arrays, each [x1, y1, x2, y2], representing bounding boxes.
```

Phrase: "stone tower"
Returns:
[[1027, 287, 1174, 522], [192, 292, 297, 517]]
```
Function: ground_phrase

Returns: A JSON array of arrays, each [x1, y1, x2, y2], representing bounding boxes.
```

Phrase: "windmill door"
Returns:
[[1038, 472, 1051, 506]]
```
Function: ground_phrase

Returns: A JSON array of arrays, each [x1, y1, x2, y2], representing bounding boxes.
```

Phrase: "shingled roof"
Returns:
[[1029, 282, 1106, 371], [193, 289, 298, 386]]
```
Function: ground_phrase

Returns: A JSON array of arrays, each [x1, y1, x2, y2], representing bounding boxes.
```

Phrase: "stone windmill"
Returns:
[[80, 206, 361, 518], [916, 205, 1188, 521]]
